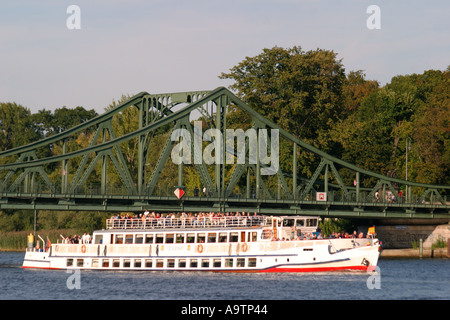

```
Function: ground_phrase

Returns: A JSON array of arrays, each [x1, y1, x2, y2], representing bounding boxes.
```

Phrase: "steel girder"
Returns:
[[0, 87, 448, 219]]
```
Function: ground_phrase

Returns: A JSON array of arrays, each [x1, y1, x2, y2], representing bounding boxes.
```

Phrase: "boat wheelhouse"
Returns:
[[23, 215, 381, 272]]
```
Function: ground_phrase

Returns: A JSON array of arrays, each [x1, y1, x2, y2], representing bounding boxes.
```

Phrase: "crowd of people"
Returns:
[[108, 210, 263, 228], [62, 232, 92, 244], [110, 210, 259, 221]]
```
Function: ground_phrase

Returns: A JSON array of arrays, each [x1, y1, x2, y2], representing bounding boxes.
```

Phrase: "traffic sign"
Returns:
[[316, 192, 327, 201], [174, 187, 185, 199]]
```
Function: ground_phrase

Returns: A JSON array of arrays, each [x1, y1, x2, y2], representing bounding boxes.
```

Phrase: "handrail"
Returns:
[[106, 215, 268, 230]]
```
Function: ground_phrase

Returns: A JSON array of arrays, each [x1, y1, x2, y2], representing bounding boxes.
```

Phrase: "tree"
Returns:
[[0, 102, 40, 151], [220, 46, 347, 177], [32, 106, 98, 137], [221, 46, 346, 144]]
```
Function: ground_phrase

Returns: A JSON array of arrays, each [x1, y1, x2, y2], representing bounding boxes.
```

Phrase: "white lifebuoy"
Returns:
[[241, 243, 248, 252], [197, 244, 203, 253]]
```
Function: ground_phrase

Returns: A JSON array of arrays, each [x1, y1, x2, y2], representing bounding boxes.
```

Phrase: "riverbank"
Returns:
[[381, 248, 449, 259]]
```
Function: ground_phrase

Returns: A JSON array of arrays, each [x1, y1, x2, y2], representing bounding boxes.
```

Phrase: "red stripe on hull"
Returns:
[[260, 265, 369, 273], [22, 266, 60, 270]]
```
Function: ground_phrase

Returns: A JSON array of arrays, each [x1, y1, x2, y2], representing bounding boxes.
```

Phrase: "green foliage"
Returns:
[[0, 103, 41, 151], [431, 235, 447, 250], [318, 218, 356, 237]]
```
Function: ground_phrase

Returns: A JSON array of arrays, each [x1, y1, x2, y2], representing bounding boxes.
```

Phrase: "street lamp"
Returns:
[[405, 137, 411, 202]]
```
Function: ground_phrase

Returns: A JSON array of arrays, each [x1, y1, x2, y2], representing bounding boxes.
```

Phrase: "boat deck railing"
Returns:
[[106, 215, 269, 230]]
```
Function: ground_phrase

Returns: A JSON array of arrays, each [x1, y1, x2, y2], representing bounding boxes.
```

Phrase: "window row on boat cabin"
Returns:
[[67, 257, 258, 269], [94, 229, 263, 245]]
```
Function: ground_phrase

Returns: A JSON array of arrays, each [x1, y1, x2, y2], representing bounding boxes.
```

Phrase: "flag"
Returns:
[[46, 236, 51, 251], [368, 226, 375, 235]]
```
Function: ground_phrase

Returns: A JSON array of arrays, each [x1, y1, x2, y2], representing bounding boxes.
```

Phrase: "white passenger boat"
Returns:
[[23, 215, 381, 272]]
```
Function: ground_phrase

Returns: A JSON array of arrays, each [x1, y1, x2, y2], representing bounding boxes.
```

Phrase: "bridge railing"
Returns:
[[1, 182, 447, 206], [106, 215, 269, 230]]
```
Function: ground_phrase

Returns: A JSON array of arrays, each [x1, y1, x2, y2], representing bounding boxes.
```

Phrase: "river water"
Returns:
[[0, 251, 448, 301]]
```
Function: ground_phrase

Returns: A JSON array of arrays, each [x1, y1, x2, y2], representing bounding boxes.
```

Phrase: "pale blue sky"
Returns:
[[1, 0, 449, 113]]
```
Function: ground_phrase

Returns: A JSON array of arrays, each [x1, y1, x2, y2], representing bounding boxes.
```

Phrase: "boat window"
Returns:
[[236, 258, 245, 267], [102, 259, 110, 268], [112, 259, 120, 268], [94, 235, 103, 244], [156, 259, 164, 268], [176, 233, 185, 243], [92, 259, 99, 268], [207, 233, 217, 243], [296, 219, 305, 227], [125, 234, 133, 244], [115, 234, 123, 244], [197, 233, 206, 243], [155, 234, 164, 243], [307, 219, 317, 227], [168, 259, 175, 268], [66, 259, 73, 267], [134, 259, 142, 268], [225, 258, 233, 268], [248, 258, 257, 267], [190, 259, 198, 268], [213, 259, 221, 268], [135, 234, 144, 244], [201, 259, 209, 268], [248, 232, 258, 242], [145, 234, 154, 244], [124, 259, 131, 268], [145, 259, 152, 268], [178, 259, 186, 268], [283, 219, 295, 227], [186, 233, 195, 243], [218, 232, 228, 242], [230, 232, 239, 242], [165, 234, 174, 244]]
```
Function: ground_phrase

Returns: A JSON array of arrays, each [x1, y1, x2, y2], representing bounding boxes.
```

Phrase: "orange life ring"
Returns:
[[241, 243, 248, 252], [81, 244, 86, 253], [197, 244, 203, 253], [262, 229, 272, 238]]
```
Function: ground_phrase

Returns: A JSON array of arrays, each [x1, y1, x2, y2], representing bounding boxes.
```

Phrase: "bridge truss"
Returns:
[[0, 87, 448, 219]]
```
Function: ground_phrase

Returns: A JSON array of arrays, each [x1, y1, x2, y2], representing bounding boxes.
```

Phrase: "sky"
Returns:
[[0, 0, 449, 114]]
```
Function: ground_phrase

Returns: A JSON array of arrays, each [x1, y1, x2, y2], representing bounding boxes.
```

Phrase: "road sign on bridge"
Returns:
[[174, 187, 185, 200]]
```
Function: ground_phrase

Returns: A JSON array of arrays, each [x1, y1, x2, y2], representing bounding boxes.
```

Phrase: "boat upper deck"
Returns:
[[106, 215, 269, 231]]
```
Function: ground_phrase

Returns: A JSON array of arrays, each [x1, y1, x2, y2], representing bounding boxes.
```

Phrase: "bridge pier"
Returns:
[[363, 218, 450, 249]]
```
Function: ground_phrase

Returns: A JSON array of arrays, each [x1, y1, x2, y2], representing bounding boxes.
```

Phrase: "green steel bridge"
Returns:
[[0, 87, 448, 220]]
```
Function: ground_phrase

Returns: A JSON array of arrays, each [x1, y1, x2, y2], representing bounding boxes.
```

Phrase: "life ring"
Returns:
[[262, 229, 272, 239], [197, 244, 203, 253], [81, 244, 86, 253], [241, 243, 248, 252]]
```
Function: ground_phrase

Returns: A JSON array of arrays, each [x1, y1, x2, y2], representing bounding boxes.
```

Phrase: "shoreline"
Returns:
[[381, 248, 448, 259]]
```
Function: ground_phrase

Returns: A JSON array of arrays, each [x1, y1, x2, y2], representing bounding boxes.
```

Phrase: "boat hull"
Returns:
[[23, 239, 380, 273]]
